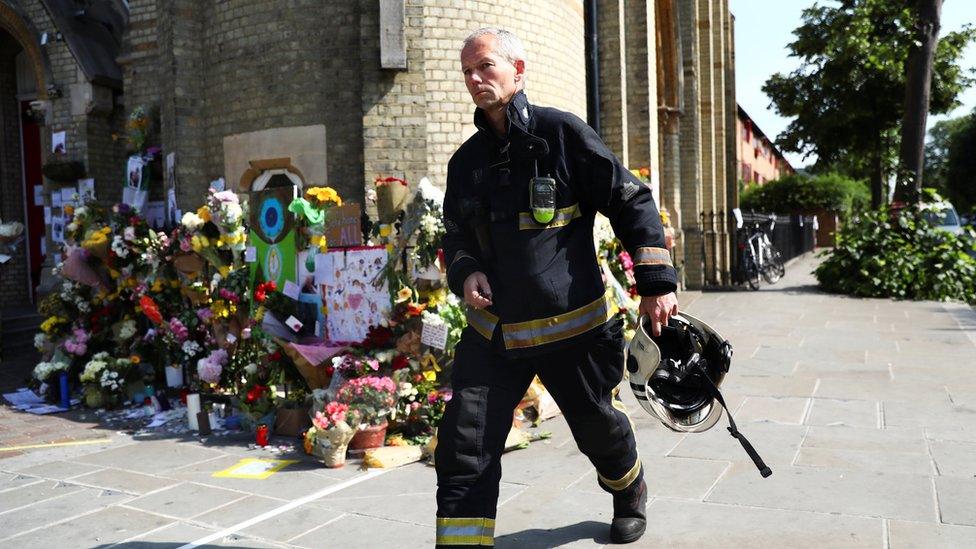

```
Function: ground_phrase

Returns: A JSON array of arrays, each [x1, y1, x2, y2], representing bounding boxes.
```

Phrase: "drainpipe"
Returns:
[[584, 0, 600, 134]]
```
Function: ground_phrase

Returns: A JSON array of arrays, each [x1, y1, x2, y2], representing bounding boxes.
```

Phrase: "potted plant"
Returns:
[[337, 375, 397, 450]]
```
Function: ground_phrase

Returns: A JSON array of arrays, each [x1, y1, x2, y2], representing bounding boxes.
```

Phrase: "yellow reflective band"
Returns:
[[633, 246, 672, 267], [501, 289, 617, 349], [599, 457, 642, 491], [518, 203, 581, 230], [466, 307, 498, 340], [436, 517, 496, 546]]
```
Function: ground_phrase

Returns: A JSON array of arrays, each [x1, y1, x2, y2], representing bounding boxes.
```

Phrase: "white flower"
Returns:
[[182, 340, 202, 357], [123, 226, 136, 242], [244, 363, 258, 375], [117, 319, 137, 341], [219, 202, 243, 226], [421, 310, 445, 326], [34, 333, 48, 351], [33, 360, 67, 381], [111, 235, 130, 258], [181, 212, 204, 231], [366, 189, 377, 203], [417, 177, 444, 207]]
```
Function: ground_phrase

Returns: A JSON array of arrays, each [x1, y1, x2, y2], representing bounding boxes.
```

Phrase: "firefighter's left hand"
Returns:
[[639, 292, 678, 337]]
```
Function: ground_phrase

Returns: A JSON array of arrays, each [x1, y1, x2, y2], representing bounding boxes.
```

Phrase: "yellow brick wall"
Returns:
[[421, 0, 586, 188]]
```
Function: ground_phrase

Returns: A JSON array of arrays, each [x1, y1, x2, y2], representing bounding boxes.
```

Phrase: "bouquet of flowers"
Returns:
[[79, 352, 136, 408], [336, 375, 396, 427]]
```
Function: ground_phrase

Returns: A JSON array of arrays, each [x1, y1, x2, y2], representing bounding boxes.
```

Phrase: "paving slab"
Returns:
[[123, 521, 285, 548], [722, 374, 818, 398], [0, 479, 85, 513], [706, 462, 937, 521], [289, 513, 435, 549], [637, 499, 882, 548], [804, 398, 880, 428], [928, 439, 976, 477], [794, 446, 935, 476], [193, 495, 289, 528], [888, 519, 976, 548], [68, 467, 180, 495], [167, 453, 340, 501], [237, 502, 343, 543], [667, 422, 806, 466], [74, 440, 227, 475], [802, 425, 928, 454], [3, 505, 172, 547], [0, 471, 43, 492], [125, 482, 247, 520], [9, 459, 104, 480], [0, 486, 131, 541], [733, 396, 809, 425], [935, 476, 976, 526]]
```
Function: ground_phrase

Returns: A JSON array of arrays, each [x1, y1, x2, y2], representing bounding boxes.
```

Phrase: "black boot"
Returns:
[[610, 479, 647, 544]]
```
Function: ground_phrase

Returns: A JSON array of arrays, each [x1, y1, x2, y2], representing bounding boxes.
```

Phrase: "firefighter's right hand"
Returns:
[[463, 272, 493, 308]]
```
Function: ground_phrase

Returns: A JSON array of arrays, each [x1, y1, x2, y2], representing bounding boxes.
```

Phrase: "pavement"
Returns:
[[1, 252, 975, 548]]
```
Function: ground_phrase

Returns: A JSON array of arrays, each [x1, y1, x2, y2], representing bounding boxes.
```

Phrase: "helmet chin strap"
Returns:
[[696, 363, 773, 478]]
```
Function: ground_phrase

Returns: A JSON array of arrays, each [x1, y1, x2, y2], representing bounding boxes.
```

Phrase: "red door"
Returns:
[[20, 100, 44, 302]]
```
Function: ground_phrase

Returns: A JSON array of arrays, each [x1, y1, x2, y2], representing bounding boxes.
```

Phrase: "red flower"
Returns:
[[140, 295, 163, 324], [268, 351, 282, 362], [375, 176, 408, 187], [392, 355, 410, 370], [361, 325, 393, 350], [245, 385, 268, 403], [406, 303, 427, 317]]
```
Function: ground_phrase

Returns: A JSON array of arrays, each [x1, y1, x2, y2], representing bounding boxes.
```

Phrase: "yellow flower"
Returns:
[[218, 265, 230, 277], [378, 224, 392, 237], [211, 300, 230, 318], [191, 235, 209, 252], [423, 370, 437, 382], [108, 268, 121, 279], [151, 279, 163, 292], [130, 355, 141, 364], [40, 316, 65, 334], [196, 206, 211, 223], [311, 235, 328, 252], [305, 186, 342, 206], [254, 306, 266, 322]]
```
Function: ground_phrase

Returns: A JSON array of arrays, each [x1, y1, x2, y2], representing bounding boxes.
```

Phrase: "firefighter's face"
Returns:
[[461, 35, 524, 111]]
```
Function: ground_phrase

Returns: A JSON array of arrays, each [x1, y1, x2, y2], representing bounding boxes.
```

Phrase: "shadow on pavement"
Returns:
[[495, 520, 610, 548]]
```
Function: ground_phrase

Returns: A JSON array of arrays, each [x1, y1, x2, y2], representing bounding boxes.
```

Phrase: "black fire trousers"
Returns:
[[434, 318, 642, 547]]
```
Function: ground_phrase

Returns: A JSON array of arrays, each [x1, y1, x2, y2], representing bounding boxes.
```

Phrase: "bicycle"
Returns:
[[739, 216, 785, 290]]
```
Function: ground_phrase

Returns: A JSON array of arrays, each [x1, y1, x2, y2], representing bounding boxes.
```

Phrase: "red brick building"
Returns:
[[736, 104, 793, 185]]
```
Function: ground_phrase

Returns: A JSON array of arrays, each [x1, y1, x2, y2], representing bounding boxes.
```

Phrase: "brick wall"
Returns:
[[0, 40, 28, 307], [420, 0, 587, 189]]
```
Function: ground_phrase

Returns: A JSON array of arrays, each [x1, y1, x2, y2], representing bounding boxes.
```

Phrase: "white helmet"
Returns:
[[626, 313, 772, 477]]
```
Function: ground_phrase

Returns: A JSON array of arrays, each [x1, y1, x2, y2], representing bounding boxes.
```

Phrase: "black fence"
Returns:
[[696, 210, 816, 286]]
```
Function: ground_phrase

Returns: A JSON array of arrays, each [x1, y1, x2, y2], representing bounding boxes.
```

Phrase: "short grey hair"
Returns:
[[463, 28, 526, 65]]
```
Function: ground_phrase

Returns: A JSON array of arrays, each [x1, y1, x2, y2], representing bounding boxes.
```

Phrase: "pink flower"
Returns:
[[169, 318, 189, 342], [618, 251, 634, 271]]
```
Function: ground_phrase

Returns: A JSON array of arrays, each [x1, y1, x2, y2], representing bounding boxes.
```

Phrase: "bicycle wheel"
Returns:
[[761, 249, 782, 284], [743, 257, 761, 290], [771, 248, 785, 277]]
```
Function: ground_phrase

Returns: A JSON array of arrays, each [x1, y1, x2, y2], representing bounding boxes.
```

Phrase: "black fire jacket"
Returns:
[[442, 91, 678, 356]]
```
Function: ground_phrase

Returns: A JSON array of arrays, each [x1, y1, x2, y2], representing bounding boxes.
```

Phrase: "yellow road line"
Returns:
[[0, 438, 113, 452]]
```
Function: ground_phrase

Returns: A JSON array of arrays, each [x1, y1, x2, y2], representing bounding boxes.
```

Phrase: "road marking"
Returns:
[[0, 437, 112, 452], [176, 468, 389, 549]]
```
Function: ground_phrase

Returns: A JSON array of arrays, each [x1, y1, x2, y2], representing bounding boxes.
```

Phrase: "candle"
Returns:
[[59, 371, 70, 410], [186, 393, 201, 430], [165, 366, 184, 388], [256, 423, 269, 447]]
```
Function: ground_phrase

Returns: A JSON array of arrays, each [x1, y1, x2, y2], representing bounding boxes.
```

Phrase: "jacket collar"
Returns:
[[473, 90, 532, 140]]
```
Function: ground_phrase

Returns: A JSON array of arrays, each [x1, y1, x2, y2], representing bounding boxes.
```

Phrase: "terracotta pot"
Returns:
[[349, 421, 388, 450]]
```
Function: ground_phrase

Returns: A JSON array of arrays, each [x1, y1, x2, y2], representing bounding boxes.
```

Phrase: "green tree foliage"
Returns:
[[763, 0, 975, 206], [925, 111, 976, 213], [815, 207, 976, 303], [740, 173, 870, 215]]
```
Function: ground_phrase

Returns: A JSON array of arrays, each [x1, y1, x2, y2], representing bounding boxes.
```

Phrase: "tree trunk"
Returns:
[[871, 130, 884, 208], [896, 0, 943, 204]]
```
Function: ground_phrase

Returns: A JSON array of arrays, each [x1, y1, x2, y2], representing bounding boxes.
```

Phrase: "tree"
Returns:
[[925, 111, 976, 213], [763, 0, 974, 208], [895, 0, 942, 204]]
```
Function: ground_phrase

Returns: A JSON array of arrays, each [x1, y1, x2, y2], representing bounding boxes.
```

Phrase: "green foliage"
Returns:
[[925, 110, 976, 213], [815, 207, 976, 304], [762, 1, 975, 191], [740, 173, 870, 215]]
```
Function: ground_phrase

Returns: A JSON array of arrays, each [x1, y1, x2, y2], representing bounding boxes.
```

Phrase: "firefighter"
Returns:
[[435, 28, 679, 547]]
